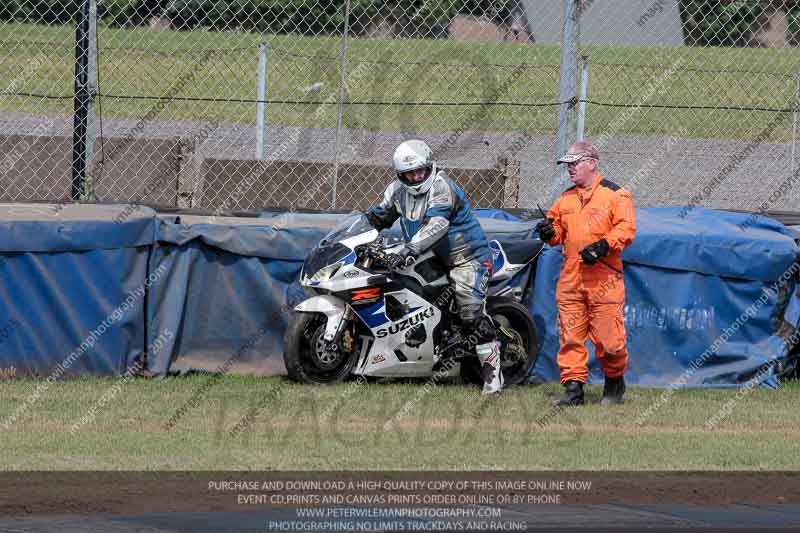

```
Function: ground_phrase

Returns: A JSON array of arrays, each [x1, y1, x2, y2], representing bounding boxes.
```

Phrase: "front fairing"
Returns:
[[301, 214, 378, 285]]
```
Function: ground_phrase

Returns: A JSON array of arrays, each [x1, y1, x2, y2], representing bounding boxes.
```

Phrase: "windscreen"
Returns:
[[319, 213, 374, 246]]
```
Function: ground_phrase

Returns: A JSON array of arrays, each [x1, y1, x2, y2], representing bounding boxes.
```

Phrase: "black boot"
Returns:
[[601, 375, 626, 405], [552, 380, 584, 407]]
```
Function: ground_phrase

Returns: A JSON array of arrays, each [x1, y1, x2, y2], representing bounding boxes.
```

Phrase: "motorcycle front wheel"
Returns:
[[283, 311, 359, 384]]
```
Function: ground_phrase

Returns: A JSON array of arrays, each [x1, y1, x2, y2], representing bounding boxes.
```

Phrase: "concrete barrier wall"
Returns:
[[0, 134, 183, 205], [89, 137, 184, 206], [1, 133, 518, 210], [0, 134, 72, 202], [195, 158, 519, 211]]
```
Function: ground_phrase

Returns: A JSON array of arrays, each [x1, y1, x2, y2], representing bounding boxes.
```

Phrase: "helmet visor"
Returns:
[[398, 167, 430, 187]]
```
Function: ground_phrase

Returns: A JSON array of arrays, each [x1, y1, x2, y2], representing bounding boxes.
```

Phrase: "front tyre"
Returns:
[[283, 310, 359, 384]]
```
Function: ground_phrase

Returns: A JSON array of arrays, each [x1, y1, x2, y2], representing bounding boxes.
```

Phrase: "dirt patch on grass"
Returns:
[[384, 418, 800, 436], [1, 472, 798, 517]]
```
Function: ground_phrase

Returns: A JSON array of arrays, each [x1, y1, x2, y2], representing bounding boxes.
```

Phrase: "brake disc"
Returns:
[[312, 330, 344, 371]]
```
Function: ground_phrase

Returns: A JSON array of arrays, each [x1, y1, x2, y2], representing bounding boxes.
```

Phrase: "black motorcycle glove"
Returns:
[[384, 254, 403, 270], [385, 247, 414, 270], [364, 211, 381, 230], [535, 218, 556, 241], [580, 239, 610, 265]]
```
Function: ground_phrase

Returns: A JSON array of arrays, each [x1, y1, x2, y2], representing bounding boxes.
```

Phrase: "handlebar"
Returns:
[[362, 239, 414, 271], [365, 235, 397, 258], [366, 241, 386, 261]]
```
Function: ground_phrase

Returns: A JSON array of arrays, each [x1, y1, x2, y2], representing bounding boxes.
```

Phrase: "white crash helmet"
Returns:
[[392, 139, 437, 196]]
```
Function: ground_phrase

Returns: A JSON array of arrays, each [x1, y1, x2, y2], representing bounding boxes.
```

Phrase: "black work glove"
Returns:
[[580, 239, 610, 265], [535, 218, 556, 241]]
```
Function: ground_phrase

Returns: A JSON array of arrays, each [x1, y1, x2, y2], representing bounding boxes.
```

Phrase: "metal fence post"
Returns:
[[792, 73, 800, 182], [256, 43, 268, 160], [85, 0, 98, 200], [71, 0, 95, 201], [552, 0, 579, 200], [577, 55, 589, 142], [331, 0, 352, 210]]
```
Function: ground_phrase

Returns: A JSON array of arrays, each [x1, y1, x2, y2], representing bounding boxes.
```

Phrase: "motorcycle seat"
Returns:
[[495, 239, 543, 266]]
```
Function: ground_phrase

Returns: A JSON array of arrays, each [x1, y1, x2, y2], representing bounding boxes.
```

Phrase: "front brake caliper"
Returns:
[[341, 328, 354, 353]]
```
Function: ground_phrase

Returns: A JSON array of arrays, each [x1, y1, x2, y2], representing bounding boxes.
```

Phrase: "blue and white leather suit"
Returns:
[[366, 170, 493, 323]]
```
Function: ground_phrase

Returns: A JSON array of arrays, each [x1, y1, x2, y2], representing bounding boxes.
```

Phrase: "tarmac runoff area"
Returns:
[[0, 503, 799, 531]]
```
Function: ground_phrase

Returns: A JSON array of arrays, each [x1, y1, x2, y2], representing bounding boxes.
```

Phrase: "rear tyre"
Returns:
[[460, 298, 539, 387], [283, 310, 359, 384]]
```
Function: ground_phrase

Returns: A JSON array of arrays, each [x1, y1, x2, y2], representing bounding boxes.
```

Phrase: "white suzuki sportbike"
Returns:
[[283, 213, 542, 386]]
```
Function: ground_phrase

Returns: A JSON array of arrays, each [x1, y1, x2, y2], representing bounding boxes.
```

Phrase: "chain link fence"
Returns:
[[572, 0, 800, 212], [1, 1, 800, 213]]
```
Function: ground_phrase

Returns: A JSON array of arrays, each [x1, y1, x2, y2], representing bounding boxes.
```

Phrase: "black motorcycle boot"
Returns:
[[552, 380, 584, 407], [601, 375, 626, 406]]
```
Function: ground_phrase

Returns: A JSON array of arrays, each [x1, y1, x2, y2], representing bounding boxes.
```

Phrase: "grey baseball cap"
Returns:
[[557, 141, 599, 164]]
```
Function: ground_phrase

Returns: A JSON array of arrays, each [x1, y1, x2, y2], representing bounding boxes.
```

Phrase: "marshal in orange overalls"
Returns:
[[544, 175, 636, 384]]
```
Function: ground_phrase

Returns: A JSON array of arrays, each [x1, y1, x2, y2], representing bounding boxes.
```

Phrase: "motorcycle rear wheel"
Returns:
[[460, 298, 539, 387], [283, 311, 359, 384]]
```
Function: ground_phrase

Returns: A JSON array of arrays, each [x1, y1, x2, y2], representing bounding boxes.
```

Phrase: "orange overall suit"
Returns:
[[544, 175, 636, 384]]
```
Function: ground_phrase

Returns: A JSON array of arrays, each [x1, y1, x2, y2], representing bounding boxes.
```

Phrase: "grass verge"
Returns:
[[1, 375, 798, 470]]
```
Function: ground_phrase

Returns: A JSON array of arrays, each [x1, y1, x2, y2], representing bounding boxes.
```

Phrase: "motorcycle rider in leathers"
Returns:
[[365, 140, 503, 395]]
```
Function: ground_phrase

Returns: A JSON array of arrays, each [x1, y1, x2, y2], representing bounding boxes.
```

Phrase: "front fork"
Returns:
[[294, 295, 350, 345]]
